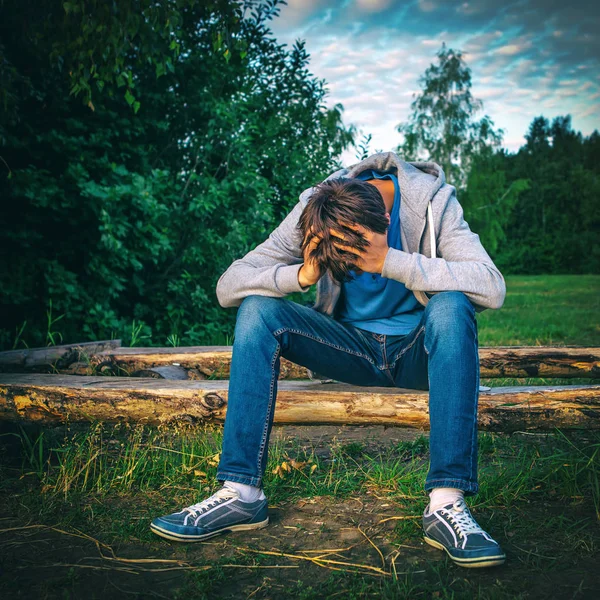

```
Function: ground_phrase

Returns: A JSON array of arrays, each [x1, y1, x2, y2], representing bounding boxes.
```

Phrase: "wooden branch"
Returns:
[[0, 374, 598, 431], [478, 346, 600, 378], [95, 346, 307, 379], [3, 343, 598, 379], [0, 340, 122, 372], [92, 345, 600, 379]]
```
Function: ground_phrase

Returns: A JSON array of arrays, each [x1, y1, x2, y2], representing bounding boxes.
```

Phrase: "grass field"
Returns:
[[477, 274, 600, 347], [0, 275, 599, 599]]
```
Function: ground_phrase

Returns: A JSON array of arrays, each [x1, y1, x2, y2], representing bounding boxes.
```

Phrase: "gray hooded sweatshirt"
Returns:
[[216, 152, 506, 315]]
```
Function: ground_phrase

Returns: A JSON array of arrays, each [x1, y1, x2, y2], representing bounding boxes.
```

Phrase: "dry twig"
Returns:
[[237, 546, 390, 577], [377, 515, 420, 525], [357, 525, 386, 570]]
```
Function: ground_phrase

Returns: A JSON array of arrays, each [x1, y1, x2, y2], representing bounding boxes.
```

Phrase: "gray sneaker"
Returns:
[[423, 498, 506, 568], [150, 484, 269, 542]]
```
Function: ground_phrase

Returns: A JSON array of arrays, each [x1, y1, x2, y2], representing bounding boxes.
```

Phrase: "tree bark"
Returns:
[[1, 374, 598, 431], [3, 344, 598, 379], [0, 340, 122, 372], [93, 345, 600, 379]]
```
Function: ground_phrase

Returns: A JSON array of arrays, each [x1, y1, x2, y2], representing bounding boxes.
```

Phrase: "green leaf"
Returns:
[[125, 89, 135, 106]]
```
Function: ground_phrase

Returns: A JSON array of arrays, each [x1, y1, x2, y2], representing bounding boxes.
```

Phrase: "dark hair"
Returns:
[[297, 177, 389, 283]]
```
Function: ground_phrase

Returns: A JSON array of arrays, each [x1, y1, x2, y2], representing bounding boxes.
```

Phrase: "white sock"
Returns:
[[427, 487, 464, 514], [223, 480, 266, 502]]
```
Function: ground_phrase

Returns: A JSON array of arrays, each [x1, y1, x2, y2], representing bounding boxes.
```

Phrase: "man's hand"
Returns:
[[331, 220, 390, 274], [298, 234, 322, 288]]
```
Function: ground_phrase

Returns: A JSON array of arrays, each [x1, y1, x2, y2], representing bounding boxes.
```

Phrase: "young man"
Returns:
[[151, 152, 507, 568]]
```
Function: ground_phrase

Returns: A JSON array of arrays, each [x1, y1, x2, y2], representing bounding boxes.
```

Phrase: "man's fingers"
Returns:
[[333, 241, 362, 256], [329, 228, 346, 240], [330, 224, 365, 239]]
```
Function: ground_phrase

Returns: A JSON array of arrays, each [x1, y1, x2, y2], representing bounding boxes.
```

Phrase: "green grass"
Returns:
[[477, 274, 600, 346], [474, 275, 600, 389], [3, 423, 600, 532], [1, 422, 599, 598], [1, 274, 599, 598]]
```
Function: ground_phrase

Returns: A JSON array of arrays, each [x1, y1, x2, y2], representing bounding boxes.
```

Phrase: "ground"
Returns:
[[1, 423, 598, 600], [1, 275, 599, 598]]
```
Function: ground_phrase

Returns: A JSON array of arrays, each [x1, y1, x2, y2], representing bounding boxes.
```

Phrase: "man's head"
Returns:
[[298, 177, 389, 283]]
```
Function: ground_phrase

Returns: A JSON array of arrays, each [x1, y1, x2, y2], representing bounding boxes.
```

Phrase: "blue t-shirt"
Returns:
[[335, 169, 424, 335]]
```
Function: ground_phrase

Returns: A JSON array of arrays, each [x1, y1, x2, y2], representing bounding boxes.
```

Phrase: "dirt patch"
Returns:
[[1, 425, 599, 599], [270, 423, 429, 462], [1, 492, 599, 599]]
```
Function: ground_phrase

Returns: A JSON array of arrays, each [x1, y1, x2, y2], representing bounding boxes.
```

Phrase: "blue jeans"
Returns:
[[217, 291, 480, 496]]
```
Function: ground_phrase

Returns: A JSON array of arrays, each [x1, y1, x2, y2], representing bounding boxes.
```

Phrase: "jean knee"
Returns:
[[426, 291, 473, 313], [235, 295, 285, 340], [424, 292, 475, 330]]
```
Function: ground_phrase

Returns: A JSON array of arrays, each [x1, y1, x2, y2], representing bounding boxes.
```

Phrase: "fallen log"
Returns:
[[93, 345, 600, 379], [96, 346, 306, 379], [0, 374, 598, 431], [3, 344, 598, 379], [479, 346, 600, 379], [0, 340, 122, 372]]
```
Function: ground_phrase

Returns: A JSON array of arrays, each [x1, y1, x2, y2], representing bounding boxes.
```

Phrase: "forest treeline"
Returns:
[[0, 0, 598, 350]]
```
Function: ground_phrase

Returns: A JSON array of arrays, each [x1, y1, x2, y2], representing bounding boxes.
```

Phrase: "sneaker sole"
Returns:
[[424, 536, 506, 568], [150, 517, 270, 542]]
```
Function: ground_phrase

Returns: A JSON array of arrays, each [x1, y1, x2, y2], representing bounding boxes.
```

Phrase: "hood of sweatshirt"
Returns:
[[299, 151, 446, 261], [301, 152, 444, 214]]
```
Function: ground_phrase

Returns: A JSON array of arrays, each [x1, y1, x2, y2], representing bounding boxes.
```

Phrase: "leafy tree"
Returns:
[[396, 43, 503, 190], [0, 0, 242, 130], [395, 42, 526, 259], [461, 149, 529, 256], [354, 133, 373, 161], [0, 0, 354, 350], [496, 115, 599, 274]]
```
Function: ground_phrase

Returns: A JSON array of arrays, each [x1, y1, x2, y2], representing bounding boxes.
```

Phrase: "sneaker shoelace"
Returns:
[[442, 498, 487, 538], [183, 487, 238, 518]]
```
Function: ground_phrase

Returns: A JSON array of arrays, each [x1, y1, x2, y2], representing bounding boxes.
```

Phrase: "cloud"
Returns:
[[418, 0, 438, 12], [355, 0, 395, 11], [268, 0, 600, 163], [456, 1, 488, 16], [496, 43, 527, 56]]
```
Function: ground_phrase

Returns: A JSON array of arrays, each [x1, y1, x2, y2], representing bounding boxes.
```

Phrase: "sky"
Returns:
[[267, 0, 600, 165]]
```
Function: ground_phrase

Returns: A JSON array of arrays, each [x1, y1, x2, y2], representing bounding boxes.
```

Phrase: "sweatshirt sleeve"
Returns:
[[215, 202, 311, 308], [381, 185, 506, 311]]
